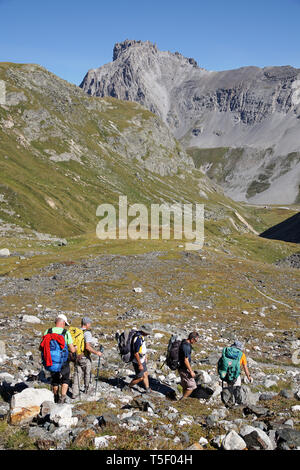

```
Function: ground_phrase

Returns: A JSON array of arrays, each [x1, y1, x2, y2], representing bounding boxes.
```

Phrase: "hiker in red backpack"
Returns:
[[178, 331, 199, 400], [40, 314, 76, 404]]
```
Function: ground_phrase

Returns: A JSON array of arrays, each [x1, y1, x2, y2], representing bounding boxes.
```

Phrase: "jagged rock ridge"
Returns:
[[80, 40, 300, 204]]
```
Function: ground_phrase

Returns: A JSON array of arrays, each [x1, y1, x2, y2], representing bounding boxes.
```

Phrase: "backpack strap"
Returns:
[[131, 332, 143, 356]]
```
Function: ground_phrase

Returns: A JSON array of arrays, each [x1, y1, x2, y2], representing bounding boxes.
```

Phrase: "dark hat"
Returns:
[[188, 331, 200, 341]]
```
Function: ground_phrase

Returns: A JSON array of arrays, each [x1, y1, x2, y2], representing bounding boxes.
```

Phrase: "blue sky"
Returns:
[[0, 0, 299, 85]]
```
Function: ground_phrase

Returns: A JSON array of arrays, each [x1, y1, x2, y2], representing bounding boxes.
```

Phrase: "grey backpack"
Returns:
[[115, 329, 139, 363]]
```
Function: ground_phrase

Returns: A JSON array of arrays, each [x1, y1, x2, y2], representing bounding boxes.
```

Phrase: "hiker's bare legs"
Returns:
[[142, 371, 149, 390], [52, 385, 59, 399], [130, 371, 149, 390], [129, 376, 143, 387], [61, 383, 68, 397], [180, 387, 194, 400]]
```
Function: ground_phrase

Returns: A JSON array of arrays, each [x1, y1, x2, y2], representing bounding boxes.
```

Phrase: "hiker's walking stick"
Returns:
[[95, 345, 104, 397], [74, 352, 81, 400]]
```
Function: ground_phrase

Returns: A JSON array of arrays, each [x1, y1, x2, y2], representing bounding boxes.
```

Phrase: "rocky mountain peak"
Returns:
[[112, 39, 199, 68], [80, 41, 300, 204], [113, 39, 158, 61]]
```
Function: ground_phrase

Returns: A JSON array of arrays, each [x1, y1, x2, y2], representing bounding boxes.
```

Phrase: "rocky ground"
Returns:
[[0, 242, 299, 451]]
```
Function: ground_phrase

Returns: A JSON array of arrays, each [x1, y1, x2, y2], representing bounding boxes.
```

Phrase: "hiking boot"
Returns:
[[58, 395, 67, 404], [166, 390, 177, 401], [54, 393, 59, 404], [144, 388, 152, 394]]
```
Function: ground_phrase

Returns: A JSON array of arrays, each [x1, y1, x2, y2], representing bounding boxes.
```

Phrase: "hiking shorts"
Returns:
[[50, 361, 70, 386], [133, 361, 147, 379], [179, 369, 197, 391]]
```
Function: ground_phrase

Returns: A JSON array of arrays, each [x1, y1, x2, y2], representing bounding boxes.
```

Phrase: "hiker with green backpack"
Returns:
[[71, 317, 103, 400], [218, 340, 253, 387]]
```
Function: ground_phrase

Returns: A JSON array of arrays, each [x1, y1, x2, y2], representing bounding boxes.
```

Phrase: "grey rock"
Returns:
[[253, 421, 268, 432], [180, 431, 190, 444], [259, 392, 277, 401], [222, 430, 247, 450], [0, 248, 10, 257], [235, 385, 260, 406], [0, 401, 10, 419], [264, 378, 277, 388], [6, 91, 27, 106], [206, 413, 219, 427], [40, 400, 56, 418], [98, 413, 120, 426], [159, 424, 175, 436], [21, 314, 41, 324], [195, 370, 212, 384], [243, 405, 272, 418], [279, 389, 296, 400], [221, 385, 259, 408], [130, 398, 155, 412], [240, 425, 275, 450], [283, 419, 294, 428], [11, 387, 54, 410], [243, 430, 274, 450], [276, 428, 300, 450], [0, 372, 14, 383]]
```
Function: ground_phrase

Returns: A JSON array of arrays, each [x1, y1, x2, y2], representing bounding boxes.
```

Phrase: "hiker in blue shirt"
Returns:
[[178, 331, 199, 400]]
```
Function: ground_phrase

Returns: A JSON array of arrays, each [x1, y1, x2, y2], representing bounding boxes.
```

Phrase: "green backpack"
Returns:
[[217, 346, 243, 384]]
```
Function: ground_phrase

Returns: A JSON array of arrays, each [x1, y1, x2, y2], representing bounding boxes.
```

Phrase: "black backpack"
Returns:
[[115, 329, 140, 363], [165, 335, 182, 370]]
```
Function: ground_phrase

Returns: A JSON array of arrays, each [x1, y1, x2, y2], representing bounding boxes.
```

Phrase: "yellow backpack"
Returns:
[[69, 326, 85, 360]]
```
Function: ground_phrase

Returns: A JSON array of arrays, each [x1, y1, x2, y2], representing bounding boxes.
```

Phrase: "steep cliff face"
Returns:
[[80, 40, 300, 203]]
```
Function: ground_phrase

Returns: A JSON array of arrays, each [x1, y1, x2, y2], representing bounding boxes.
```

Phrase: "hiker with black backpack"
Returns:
[[128, 324, 153, 393], [71, 317, 103, 400], [178, 331, 200, 400], [116, 324, 152, 393], [40, 314, 76, 404]]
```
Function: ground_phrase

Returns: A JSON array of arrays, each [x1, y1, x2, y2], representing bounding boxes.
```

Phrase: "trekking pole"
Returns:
[[95, 345, 104, 397], [74, 352, 81, 401]]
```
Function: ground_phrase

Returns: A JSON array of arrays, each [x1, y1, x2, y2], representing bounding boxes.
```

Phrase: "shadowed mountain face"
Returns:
[[80, 40, 300, 204], [260, 212, 300, 243]]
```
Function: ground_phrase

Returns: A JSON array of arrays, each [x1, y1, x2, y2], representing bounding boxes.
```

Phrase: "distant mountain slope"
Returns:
[[0, 62, 261, 242], [80, 40, 300, 204]]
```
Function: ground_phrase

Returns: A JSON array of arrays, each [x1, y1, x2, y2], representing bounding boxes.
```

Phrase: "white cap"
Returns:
[[56, 314, 70, 326]]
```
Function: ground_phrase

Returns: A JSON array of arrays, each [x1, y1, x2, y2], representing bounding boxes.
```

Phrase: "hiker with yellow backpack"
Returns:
[[70, 317, 102, 400]]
